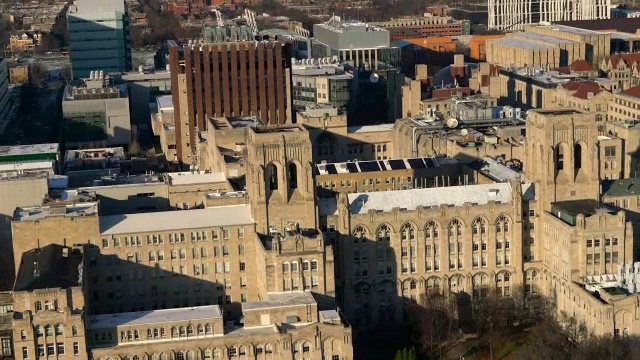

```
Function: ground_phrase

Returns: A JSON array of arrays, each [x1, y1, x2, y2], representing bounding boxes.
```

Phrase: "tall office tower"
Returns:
[[67, 0, 132, 79], [168, 25, 293, 165], [488, 0, 611, 31]]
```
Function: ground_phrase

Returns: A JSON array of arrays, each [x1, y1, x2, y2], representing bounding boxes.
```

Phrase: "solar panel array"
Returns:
[[316, 157, 440, 175]]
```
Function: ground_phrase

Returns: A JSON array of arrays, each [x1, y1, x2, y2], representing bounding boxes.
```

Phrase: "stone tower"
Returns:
[[245, 124, 317, 234]]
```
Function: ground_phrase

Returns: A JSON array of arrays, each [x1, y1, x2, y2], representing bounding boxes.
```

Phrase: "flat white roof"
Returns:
[[322, 182, 533, 215], [0, 143, 59, 157], [99, 205, 253, 235], [348, 123, 394, 134], [156, 95, 173, 110], [492, 38, 552, 50], [242, 292, 316, 311], [167, 171, 226, 185], [86, 305, 222, 330]]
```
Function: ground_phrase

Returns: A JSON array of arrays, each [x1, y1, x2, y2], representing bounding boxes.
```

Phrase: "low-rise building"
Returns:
[[369, 14, 470, 39], [86, 292, 352, 360], [62, 75, 131, 148], [291, 60, 352, 113]]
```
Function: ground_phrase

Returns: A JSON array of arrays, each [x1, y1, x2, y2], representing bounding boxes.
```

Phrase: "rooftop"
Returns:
[[468, 156, 521, 182], [14, 202, 99, 222], [555, 18, 640, 34], [535, 24, 603, 36], [347, 124, 395, 134], [491, 38, 553, 50], [14, 245, 83, 292], [321, 182, 534, 215], [315, 156, 457, 176], [86, 305, 222, 330], [551, 200, 617, 223], [602, 178, 640, 197], [513, 32, 577, 44], [157, 95, 173, 111], [0, 143, 59, 159], [167, 171, 227, 186], [99, 205, 253, 235], [241, 291, 316, 311]]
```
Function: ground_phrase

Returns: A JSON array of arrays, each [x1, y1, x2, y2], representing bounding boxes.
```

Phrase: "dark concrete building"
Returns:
[[168, 25, 293, 165]]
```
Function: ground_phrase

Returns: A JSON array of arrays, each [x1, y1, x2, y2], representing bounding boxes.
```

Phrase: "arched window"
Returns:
[[472, 218, 486, 235], [45, 325, 53, 336], [239, 346, 246, 355], [255, 345, 264, 354], [302, 342, 310, 353], [410, 280, 417, 289], [288, 163, 298, 189], [153, 328, 159, 338], [265, 344, 274, 354], [197, 324, 204, 334], [187, 325, 194, 336], [213, 348, 221, 358], [175, 352, 185, 360], [186, 351, 195, 360], [267, 163, 278, 190], [401, 223, 415, 241], [425, 221, 439, 238], [202, 350, 212, 360], [311, 259, 318, 271], [376, 225, 391, 242], [72, 326, 78, 336], [574, 143, 582, 170], [133, 356, 140, 360], [134, 330, 139, 340], [55, 324, 63, 335], [449, 219, 462, 237], [496, 215, 510, 233], [160, 328, 166, 337], [555, 145, 565, 171], [35, 326, 44, 337], [171, 327, 178, 337], [316, 133, 335, 156], [205, 324, 213, 335], [179, 326, 186, 336], [147, 329, 152, 339], [426, 277, 441, 292], [353, 225, 367, 244], [120, 331, 126, 341]]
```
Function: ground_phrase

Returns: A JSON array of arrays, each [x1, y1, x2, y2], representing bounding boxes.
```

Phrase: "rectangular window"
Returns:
[[238, 227, 245, 238], [22, 347, 28, 359], [223, 229, 230, 239], [2, 338, 12, 356], [595, 239, 601, 247], [37, 345, 44, 357], [102, 239, 109, 248], [73, 343, 79, 356], [587, 239, 593, 247], [605, 146, 616, 157], [594, 253, 601, 264], [46, 344, 54, 356]]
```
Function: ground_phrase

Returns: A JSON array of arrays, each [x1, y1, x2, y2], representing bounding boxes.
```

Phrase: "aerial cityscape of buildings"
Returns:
[[4, 0, 640, 359]]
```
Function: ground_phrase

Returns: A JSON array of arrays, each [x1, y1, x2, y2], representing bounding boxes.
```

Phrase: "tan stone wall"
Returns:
[[88, 321, 352, 360], [325, 187, 524, 328]]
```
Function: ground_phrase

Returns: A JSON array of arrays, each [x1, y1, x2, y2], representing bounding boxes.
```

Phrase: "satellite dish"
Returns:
[[460, 129, 468, 136], [446, 118, 459, 128], [369, 73, 379, 83]]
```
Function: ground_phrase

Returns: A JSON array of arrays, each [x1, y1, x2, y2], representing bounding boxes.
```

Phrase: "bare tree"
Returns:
[[471, 291, 515, 360], [514, 315, 575, 360], [407, 291, 460, 360]]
